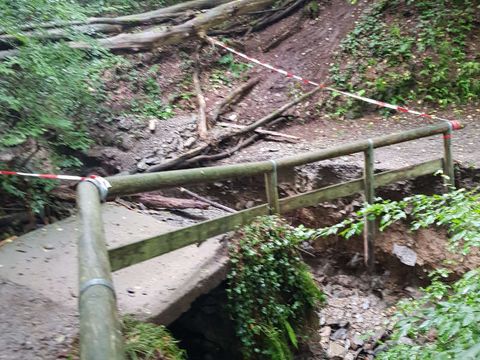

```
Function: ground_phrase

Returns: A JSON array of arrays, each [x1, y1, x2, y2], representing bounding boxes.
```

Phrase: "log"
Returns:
[[133, 193, 210, 209], [179, 187, 236, 212], [73, 0, 276, 52], [0, 0, 233, 34], [209, 77, 260, 125]]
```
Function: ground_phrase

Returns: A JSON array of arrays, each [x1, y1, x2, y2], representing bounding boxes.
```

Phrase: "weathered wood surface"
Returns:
[[74, 0, 276, 52], [108, 158, 444, 270], [363, 144, 375, 270], [107, 122, 456, 196], [109, 204, 269, 271], [77, 182, 124, 359]]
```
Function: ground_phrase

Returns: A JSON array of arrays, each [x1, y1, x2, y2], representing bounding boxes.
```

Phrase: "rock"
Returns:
[[117, 117, 134, 131], [144, 157, 160, 165], [351, 334, 364, 350], [320, 326, 332, 338], [117, 134, 134, 151], [136, 159, 149, 172], [331, 327, 348, 341], [362, 299, 370, 310], [327, 341, 347, 359], [245, 200, 255, 209], [344, 353, 355, 360], [392, 244, 417, 266], [184, 137, 196, 148]]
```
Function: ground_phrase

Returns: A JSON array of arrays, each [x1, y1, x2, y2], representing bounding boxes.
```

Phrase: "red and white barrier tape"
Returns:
[[206, 36, 459, 125], [0, 170, 111, 198], [0, 170, 93, 182]]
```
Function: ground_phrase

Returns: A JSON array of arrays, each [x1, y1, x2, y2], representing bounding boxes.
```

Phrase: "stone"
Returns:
[[392, 244, 417, 266], [351, 334, 364, 350], [117, 117, 133, 131], [327, 341, 347, 359], [320, 326, 331, 338], [184, 137, 196, 148], [136, 159, 149, 172], [331, 327, 348, 341]]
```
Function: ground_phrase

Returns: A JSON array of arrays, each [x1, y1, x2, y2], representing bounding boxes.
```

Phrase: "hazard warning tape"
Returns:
[[206, 36, 458, 124], [0, 170, 94, 181]]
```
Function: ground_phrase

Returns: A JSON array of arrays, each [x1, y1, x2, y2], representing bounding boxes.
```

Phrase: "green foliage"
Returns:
[[377, 268, 480, 359], [331, 0, 480, 110], [123, 316, 186, 360], [210, 53, 252, 87], [312, 187, 480, 359], [227, 216, 325, 359], [0, 1, 120, 211], [315, 186, 480, 255]]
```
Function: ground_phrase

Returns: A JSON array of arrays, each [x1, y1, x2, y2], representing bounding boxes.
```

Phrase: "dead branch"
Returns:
[[179, 187, 236, 212], [183, 133, 261, 165], [209, 77, 260, 126], [250, 0, 307, 32], [263, 22, 301, 52], [193, 50, 209, 139], [217, 121, 300, 140], [144, 86, 321, 172]]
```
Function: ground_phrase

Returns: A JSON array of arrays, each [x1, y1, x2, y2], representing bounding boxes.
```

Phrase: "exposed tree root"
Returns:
[[263, 22, 301, 52]]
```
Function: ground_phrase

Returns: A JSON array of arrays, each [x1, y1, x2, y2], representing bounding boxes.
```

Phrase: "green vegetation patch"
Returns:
[[311, 184, 480, 358], [227, 216, 325, 359], [123, 316, 186, 360], [331, 0, 480, 112]]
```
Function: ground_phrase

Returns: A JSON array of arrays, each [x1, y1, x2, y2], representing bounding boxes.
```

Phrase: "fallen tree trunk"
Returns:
[[133, 193, 210, 209], [73, 0, 276, 52], [0, 0, 233, 34], [179, 187, 236, 212]]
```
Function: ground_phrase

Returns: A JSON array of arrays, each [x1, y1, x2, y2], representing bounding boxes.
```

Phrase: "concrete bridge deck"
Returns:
[[0, 204, 228, 359]]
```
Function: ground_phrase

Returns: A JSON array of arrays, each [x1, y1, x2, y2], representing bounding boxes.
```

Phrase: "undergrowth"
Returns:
[[311, 185, 480, 358], [227, 216, 325, 359], [123, 316, 186, 360], [330, 0, 480, 114]]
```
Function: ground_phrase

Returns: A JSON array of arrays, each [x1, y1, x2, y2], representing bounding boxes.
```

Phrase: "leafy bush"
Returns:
[[313, 186, 480, 358], [0, 1, 121, 211], [331, 0, 480, 109], [123, 316, 186, 360], [315, 186, 480, 254], [227, 216, 325, 359]]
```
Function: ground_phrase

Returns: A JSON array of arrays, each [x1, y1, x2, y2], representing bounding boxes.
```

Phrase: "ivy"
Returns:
[[331, 0, 480, 110], [227, 216, 325, 359]]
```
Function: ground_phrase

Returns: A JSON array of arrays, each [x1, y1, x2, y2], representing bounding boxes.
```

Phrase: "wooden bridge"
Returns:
[[76, 121, 459, 358]]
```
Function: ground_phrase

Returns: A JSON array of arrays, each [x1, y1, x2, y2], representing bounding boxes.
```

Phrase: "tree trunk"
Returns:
[[72, 0, 276, 52]]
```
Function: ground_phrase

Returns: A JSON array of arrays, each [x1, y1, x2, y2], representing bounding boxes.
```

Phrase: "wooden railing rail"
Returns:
[[76, 121, 462, 359]]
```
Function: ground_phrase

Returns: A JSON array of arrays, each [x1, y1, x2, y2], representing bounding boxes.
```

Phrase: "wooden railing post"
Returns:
[[264, 160, 280, 214], [77, 181, 124, 360], [443, 123, 455, 188], [363, 140, 375, 271]]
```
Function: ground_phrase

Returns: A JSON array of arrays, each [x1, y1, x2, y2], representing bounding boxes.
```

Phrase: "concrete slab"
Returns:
[[0, 203, 228, 323]]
